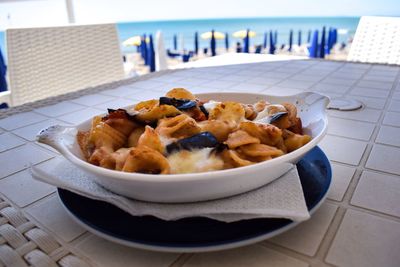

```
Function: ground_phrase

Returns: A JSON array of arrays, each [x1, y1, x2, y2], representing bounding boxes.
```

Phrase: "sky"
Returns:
[[0, 0, 399, 29]]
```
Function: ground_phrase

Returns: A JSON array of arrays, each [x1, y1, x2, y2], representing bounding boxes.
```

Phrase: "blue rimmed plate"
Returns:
[[58, 146, 331, 253]]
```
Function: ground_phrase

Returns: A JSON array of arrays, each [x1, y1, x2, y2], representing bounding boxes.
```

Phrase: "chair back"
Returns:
[[6, 23, 124, 106], [155, 31, 168, 71], [348, 16, 400, 65]]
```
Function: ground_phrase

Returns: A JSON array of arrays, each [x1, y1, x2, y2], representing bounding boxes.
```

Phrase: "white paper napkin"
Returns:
[[31, 157, 310, 222]]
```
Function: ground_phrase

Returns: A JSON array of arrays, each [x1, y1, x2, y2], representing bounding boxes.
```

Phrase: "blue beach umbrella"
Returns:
[[269, 30, 275, 54], [194, 32, 199, 55], [173, 34, 178, 50], [326, 28, 333, 55], [298, 30, 302, 46], [263, 32, 268, 49], [225, 32, 229, 51], [243, 29, 250, 53], [332, 28, 338, 46], [309, 30, 319, 58], [0, 46, 7, 93], [307, 30, 311, 43], [319, 26, 326, 58], [274, 31, 278, 47], [147, 35, 155, 72], [141, 34, 148, 65], [210, 30, 216, 56], [288, 30, 293, 52]]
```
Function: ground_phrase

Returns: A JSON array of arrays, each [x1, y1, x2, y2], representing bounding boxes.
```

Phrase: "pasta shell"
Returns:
[[156, 114, 201, 139], [224, 130, 260, 149], [122, 146, 170, 174], [238, 143, 284, 158], [135, 104, 181, 123], [198, 120, 233, 142], [137, 125, 164, 153], [165, 88, 196, 100], [208, 101, 245, 126], [239, 121, 283, 146]]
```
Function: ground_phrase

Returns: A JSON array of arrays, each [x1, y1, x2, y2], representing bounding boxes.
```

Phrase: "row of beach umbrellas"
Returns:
[[122, 27, 339, 72]]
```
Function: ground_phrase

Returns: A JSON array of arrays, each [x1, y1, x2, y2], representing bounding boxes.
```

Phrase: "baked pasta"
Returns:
[[77, 88, 311, 174]]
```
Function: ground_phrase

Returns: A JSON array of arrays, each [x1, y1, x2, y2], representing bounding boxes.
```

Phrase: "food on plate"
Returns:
[[77, 88, 311, 174]]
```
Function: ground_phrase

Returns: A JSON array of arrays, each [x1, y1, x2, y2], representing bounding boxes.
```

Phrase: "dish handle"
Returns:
[[36, 125, 78, 155]]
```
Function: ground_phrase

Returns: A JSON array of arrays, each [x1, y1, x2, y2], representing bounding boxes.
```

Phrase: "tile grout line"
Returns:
[[315, 64, 400, 265]]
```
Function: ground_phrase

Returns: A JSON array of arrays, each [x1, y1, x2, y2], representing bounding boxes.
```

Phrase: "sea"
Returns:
[[0, 17, 359, 59]]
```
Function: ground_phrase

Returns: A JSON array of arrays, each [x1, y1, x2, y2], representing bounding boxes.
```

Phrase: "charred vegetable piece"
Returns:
[[159, 97, 197, 110], [103, 109, 137, 121], [257, 111, 288, 124], [166, 132, 219, 154], [269, 112, 288, 123], [199, 105, 209, 118]]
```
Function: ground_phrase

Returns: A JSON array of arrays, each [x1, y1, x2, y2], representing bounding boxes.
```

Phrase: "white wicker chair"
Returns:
[[1, 23, 125, 107], [348, 16, 400, 65]]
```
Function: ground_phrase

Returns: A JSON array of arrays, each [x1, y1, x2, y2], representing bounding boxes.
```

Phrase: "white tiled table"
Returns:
[[1, 55, 400, 267]]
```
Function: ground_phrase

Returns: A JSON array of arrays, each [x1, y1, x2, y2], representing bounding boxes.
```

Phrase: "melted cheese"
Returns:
[[167, 148, 224, 174]]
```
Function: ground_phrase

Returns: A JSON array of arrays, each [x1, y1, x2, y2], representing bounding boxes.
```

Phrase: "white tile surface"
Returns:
[[183, 245, 309, 267], [173, 77, 211, 87], [288, 74, 323, 82], [352, 171, 400, 217], [0, 133, 26, 152], [356, 80, 393, 90], [269, 203, 337, 256], [245, 76, 282, 86], [276, 80, 314, 90], [94, 98, 135, 110], [201, 80, 238, 89], [0, 144, 54, 179], [125, 90, 161, 101], [191, 72, 226, 80], [312, 83, 351, 94], [25, 194, 86, 242], [228, 83, 268, 92], [328, 163, 356, 201], [392, 91, 400, 100], [350, 87, 390, 99], [236, 69, 269, 77], [328, 108, 381, 123], [219, 74, 252, 82], [99, 86, 143, 97], [319, 135, 367, 165], [128, 80, 166, 90], [329, 72, 364, 80], [383, 111, 400, 127], [71, 94, 116, 106], [376, 125, 400, 147], [150, 74, 186, 83], [388, 100, 400, 112], [0, 112, 48, 130], [327, 117, 375, 141], [346, 95, 386, 110], [0, 170, 55, 207], [34, 101, 86, 117], [263, 87, 303, 96], [367, 69, 398, 77], [362, 75, 396, 82], [76, 234, 179, 267], [57, 107, 103, 125], [12, 119, 70, 141], [366, 144, 400, 175], [326, 209, 400, 267], [322, 78, 356, 86]]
